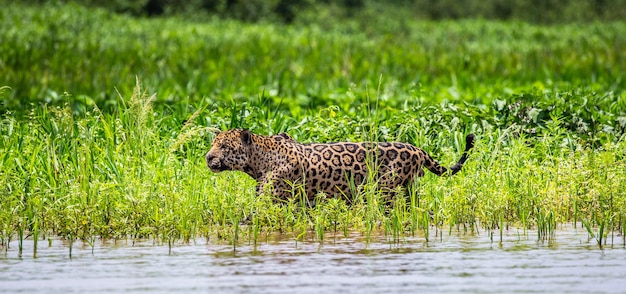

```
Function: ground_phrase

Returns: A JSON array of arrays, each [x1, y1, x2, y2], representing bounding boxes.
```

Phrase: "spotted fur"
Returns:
[[206, 129, 475, 201]]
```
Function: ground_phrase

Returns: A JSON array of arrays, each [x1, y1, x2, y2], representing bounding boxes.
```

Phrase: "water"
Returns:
[[1, 225, 625, 293]]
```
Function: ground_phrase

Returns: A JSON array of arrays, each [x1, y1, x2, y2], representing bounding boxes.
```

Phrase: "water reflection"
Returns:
[[1, 225, 624, 293]]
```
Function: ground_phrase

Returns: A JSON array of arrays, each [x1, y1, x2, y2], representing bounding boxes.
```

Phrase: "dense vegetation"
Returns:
[[16, 0, 626, 23], [1, 3, 625, 254]]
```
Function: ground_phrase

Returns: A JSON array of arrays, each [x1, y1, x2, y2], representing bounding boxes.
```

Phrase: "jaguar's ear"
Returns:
[[241, 129, 253, 145]]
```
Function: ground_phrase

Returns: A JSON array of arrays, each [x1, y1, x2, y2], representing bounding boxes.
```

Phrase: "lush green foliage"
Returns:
[[2, 3, 626, 113], [15, 0, 626, 23], [1, 4, 625, 252]]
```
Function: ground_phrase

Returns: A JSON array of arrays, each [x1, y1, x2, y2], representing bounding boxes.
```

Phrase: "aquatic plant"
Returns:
[[1, 3, 625, 254]]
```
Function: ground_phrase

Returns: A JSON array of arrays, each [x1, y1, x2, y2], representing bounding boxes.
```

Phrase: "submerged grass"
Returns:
[[0, 84, 626, 252], [1, 3, 625, 252], [2, 81, 625, 252]]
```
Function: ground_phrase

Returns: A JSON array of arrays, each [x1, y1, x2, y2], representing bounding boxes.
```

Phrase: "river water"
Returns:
[[1, 225, 625, 293]]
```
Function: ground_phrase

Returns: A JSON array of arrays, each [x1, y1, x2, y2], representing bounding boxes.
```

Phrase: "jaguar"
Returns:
[[206, 129, 475, 201]]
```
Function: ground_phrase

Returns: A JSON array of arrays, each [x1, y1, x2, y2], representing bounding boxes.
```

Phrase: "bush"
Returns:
[[10, 0, 626, 23]]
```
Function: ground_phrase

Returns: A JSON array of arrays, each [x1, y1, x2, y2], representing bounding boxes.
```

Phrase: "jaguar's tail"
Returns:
[[424, 134, 476, 176]]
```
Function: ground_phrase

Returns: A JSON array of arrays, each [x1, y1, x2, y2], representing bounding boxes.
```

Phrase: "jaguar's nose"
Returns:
[[206, 153, 215, 168]]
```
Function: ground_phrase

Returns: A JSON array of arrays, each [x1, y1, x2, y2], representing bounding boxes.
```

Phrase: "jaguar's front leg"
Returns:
[[254, 172, 277, 197]]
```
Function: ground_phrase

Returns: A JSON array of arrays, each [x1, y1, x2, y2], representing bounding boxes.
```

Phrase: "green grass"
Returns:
[[1, 3, 626, 253], [2, 3, 625, 113]]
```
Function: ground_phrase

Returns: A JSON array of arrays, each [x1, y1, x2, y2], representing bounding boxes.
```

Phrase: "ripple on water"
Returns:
[[1, 225, 625, 293]]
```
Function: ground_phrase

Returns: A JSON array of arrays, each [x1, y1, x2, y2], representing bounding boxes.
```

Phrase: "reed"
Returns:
[[1, 2, 625, 250]]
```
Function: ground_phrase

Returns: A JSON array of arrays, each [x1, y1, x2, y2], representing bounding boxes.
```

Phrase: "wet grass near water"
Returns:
[[1, 3, 625, 255]]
